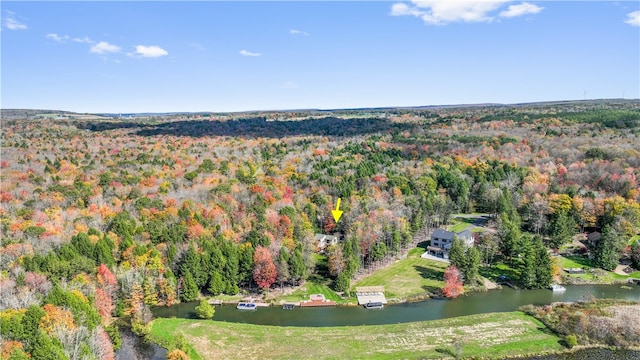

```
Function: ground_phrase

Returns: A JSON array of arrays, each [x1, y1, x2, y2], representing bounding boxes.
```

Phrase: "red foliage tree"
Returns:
[[253, 246, 277, 291], [95, 288, 114, 322], [323, 216, 337, 233], [23, 272, 51, 295], [442, 265, 465, 299], [97, 263, 117, 299]]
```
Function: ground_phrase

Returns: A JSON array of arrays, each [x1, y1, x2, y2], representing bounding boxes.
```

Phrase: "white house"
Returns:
[[426, 228, 474, 259], [315, 233, 339, 252]]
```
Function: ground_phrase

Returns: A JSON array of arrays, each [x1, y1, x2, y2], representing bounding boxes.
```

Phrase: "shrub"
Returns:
[[564, 334, 578, 348]]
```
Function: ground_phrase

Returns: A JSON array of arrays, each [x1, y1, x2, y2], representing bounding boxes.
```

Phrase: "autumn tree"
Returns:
[[441, 266, 464, 298], [167, 349, 190, 360], [327, 245, 345, 277], [253, 246, 277, 291]]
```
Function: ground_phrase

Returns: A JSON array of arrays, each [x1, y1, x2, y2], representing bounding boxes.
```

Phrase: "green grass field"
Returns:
[[354, 250, 448, 300], [149, 311, 563, 360], [557, 255, 632, 283], [272, 280, 352, 304]]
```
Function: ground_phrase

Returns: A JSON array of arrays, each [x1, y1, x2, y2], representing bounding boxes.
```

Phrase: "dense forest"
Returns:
[[1, 100, 640, 359]]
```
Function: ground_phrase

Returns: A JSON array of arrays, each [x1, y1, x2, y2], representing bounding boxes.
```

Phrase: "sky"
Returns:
[[1, 1, 639, 113]]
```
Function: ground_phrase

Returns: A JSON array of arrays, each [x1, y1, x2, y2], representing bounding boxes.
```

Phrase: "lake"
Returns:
[[153, 284, 640, 327]]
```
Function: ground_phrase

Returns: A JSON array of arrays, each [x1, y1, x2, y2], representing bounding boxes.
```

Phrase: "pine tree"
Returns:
[[594, 223, 625, 271], [180, 271, 198, 302], [207, 272, 224, 296]]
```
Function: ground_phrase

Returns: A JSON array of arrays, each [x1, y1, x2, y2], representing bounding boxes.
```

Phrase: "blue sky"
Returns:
[[2, 1, 639, 113]]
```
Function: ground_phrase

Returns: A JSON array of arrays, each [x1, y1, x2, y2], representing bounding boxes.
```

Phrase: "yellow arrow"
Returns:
[[332, 198, 343, 223]]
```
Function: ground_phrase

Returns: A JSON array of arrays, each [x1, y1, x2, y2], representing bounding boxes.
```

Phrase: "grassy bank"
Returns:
[[354, 248, 448, 300], [149, 311, 563, 359], [272, 280, 354, 305], [557, 256, 638, 283]]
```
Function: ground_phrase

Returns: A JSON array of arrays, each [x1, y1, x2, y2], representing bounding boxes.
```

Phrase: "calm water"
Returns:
[[153, 284, 640, 327]]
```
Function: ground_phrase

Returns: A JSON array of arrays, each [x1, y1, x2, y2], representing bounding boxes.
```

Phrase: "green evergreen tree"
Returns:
[[180, 244, 205, 288], [547, 212, 576, 249], [448, 237, 465, 268], [497, 213, 521, 264], [207, 271, 225, 296], [288, 248, 306, 284], [334, 272, 350, 293], [534, 240, 553, 288], [594, 223, 625, 271], [520, 238, 537, 288], [181, 271, 198, 302], [465, 246, 481, 286]]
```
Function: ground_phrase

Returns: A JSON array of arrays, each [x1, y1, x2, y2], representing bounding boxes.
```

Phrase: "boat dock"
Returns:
[[300, 294, 336, 307], [355, 286, 387, 306]]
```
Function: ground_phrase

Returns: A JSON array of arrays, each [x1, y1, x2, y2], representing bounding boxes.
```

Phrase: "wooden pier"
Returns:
[[299, 294, 336, 307]]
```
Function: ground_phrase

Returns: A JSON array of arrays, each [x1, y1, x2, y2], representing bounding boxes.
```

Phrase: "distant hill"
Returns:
[[2, 99, 638, 120]]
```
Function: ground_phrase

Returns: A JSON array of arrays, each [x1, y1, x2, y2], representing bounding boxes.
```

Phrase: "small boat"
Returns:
[[236, 302, 257, 310], [364, 302, 384, 309], [282, 303, 295, 310], [550, 284, 566, 292]]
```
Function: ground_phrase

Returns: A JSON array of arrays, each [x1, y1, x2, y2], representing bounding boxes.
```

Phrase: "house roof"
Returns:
[[432, 228, 472, 240], [432, 228, 454, 240], [315, 233, 338, 241], [457, 229, 473, 239]]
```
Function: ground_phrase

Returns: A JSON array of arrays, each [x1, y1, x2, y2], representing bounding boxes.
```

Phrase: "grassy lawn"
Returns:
[[557, 255, 593, 269], [478, 262, 521, 283], [557, 255, 633, 283], [149, 311, 563, 360], [272, 280, 352, 304], [449, 221, 470, 233], [149, 318, 203, 360], [354, 251, 448, 300]]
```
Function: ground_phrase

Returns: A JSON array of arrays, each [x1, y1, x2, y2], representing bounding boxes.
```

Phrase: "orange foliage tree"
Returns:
[[253, 246, 277, 291], [441, 266, 464, 299]]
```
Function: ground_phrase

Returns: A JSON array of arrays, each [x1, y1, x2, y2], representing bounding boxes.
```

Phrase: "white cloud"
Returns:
[[240, 49, 261, 57], [90, 41, 121, 54], [390, 3, 424, 17], [499, 2, 544, 18], [625, 10, 640, 27], [390, 1, 542, 25], [290, 29, 309, 36], [46, 33, 70, 42], [133, 45, 169, 58], [4, 11, 28, 30], [73, 36, 93, 44]]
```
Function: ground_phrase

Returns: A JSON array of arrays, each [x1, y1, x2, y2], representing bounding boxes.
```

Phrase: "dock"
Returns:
[[300, 294, 336, 307], [207, 299, 223, 305], [355, 286, 387, 306]]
